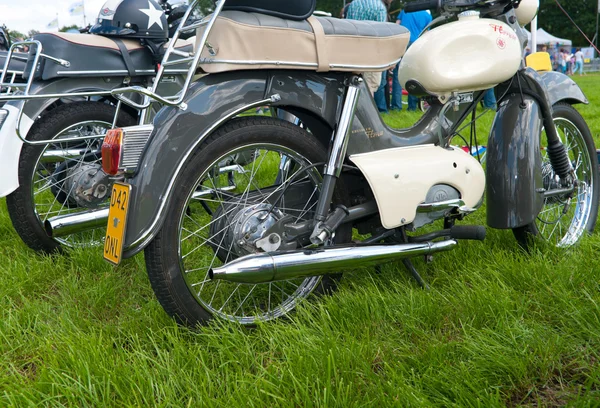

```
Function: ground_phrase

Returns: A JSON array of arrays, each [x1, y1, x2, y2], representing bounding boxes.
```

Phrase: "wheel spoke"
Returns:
[[533, 114, 595, 247], [177, 142, 334, 324]]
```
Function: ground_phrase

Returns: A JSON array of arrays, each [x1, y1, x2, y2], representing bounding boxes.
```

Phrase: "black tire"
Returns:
[[6, 101, 136, 254], [513, 103, 599, 249], [144, 117, 353, 327]]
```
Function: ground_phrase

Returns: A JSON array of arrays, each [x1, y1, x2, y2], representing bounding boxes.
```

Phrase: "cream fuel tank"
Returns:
[[398, 11, 523, 98]]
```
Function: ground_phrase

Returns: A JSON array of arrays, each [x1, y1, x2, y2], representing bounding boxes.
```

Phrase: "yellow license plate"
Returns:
[[104, 182, 131, 265]]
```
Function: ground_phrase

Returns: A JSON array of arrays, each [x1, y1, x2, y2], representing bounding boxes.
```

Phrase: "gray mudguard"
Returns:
[[486, 93, 544, 229], [486, 69, 585, 230], [121, 70, 350, 257], [539, 70, 588, 106]]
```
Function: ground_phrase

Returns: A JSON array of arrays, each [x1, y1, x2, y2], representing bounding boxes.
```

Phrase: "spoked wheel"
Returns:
[[6, 102, 136, 253], [145, 117, 352, 326], [513, 103, 599, 249]]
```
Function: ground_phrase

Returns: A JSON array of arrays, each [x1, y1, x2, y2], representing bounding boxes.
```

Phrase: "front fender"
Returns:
[[0, 76, 135, 198], [539, 70, 588, 106], [486, 93, 545, 229], [486, 68, 586, 229], [122, 70, 347, 257]]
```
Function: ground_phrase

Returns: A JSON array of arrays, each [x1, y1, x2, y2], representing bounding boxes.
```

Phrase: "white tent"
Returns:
[[525, 28, 572, 48]]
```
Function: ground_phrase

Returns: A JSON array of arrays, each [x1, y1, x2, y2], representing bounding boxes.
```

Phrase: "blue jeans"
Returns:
[[407, 94, 418, 111], [374, 64, 404, 112], [575, 61, 584, 74], [374, 71, 389, 112], [483, 88, 496, 109], [390, 64, 403, 110]]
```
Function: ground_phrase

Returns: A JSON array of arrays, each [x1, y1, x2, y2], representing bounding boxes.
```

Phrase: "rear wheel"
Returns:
[[144, 117, 352, 327], [513, 103, 599, 249], [6, 102, 136, 253]]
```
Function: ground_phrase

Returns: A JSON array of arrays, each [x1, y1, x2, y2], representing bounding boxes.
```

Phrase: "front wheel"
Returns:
[[144, 117, 352, 327], [513, 103, 599, 249]]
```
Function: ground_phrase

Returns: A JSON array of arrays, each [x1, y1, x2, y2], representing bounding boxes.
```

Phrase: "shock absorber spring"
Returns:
[[546, 139, 572, 180]]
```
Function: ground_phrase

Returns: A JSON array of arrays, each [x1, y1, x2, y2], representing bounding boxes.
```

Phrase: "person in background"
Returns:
[[574, 48, 585, 76], [345, 0, 389, 98], [380, 8, 432, 112], [559, 48, 567, 74], [340, 2, 352, 19]]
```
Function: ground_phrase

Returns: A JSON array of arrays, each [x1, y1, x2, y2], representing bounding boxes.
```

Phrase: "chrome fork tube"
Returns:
[[325, 79, 361, 178], [313, 77, 361, 222]]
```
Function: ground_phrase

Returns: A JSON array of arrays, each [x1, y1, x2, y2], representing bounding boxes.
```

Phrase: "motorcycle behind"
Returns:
[[0, 0, 194, 253], [99, 0, 599, 326]]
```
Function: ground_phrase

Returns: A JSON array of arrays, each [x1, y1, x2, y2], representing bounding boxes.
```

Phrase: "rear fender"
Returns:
[[122, 70, 347, 257]]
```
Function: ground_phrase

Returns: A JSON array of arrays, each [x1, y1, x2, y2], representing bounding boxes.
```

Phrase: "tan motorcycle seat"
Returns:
[[196, 11, 410, 74]]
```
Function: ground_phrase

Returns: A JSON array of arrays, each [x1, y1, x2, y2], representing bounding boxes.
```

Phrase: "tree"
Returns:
[[59, 25, 80, 33], [537, 0, 596, 47], [27, 29, 40, 38], [7, 29, 26, 43]]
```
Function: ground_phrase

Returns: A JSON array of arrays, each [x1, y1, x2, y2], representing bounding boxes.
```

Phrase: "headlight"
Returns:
[[515, 0, 539, 26]]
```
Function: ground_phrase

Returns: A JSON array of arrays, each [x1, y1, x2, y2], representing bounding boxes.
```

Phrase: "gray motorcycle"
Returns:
[[96, 0, 598, 326]]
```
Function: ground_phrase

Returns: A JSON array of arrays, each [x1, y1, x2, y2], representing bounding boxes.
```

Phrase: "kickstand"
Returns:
[[402, 258, 430, 290], [398, 227, 429, 290]]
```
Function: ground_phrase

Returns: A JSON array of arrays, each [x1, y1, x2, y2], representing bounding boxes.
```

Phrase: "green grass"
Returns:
[[1, 75, 600, 406]]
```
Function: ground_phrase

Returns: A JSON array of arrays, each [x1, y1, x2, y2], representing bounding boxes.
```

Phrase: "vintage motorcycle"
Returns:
[[98, 0, 598, 326], [0, 0, 194, 253]]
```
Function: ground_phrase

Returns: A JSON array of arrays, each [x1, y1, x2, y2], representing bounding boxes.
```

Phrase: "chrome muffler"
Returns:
[[40, 148, 95, 163], [210, 239, 457, 284], [44, 208, 109, 238]]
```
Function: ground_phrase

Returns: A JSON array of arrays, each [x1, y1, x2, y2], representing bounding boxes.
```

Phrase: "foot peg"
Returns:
[[449, 225, 486, 241], [310, 205, 349, 245]]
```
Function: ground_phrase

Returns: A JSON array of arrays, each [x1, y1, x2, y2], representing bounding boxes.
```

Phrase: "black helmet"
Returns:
[[90, 0, 168, 41]]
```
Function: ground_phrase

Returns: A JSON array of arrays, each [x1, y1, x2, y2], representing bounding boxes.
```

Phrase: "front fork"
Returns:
[[310, 76, 362, 244], [520, 70, 574, 183]]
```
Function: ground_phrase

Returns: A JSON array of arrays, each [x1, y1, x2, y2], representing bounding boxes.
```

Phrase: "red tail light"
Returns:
[[102, 128, 123, 176]]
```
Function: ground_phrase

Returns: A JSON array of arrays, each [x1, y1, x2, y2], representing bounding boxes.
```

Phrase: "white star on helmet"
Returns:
[[139, 0, 164, 30]]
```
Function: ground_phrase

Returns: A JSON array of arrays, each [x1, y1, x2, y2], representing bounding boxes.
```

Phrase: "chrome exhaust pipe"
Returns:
[[44, 208, 109, 238], [210, 239, 457, 284], [41, 148, 96, 163]]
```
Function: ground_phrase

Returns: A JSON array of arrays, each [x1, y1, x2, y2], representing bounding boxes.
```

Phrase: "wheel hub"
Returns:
[[64, 163, 112, 208], [227, 203, 283, 256], [210, 201, 284, 260]]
